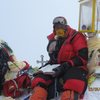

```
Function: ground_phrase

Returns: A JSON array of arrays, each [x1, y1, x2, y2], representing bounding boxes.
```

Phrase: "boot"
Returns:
[[61, 90, 80, 100], [29, 86, 47, 100]]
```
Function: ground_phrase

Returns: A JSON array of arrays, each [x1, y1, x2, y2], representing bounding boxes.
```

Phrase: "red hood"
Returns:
[[47, 25, 76, 40]]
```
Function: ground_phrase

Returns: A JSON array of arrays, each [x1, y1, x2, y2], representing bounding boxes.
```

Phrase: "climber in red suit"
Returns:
[[30, 16, 88, 100]]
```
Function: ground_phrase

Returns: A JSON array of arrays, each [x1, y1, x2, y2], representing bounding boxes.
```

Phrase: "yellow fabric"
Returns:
[[87, 35, 100, 86], [8, 61, 26, 72], [55, 28, 65, 37], [88, 73, 96, 87], [87, 36, 100, 74], [5, 61, 26, 81], [88, 36, 100, 52]]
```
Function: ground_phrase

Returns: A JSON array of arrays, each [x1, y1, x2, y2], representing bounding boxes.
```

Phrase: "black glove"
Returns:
[[52, 62, 71, 77]]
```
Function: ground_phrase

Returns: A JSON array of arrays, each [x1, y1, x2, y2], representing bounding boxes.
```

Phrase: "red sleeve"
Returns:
[[47, 33, 55, 40], [69, 33, 88, 67], [72, 33, 87, 51]]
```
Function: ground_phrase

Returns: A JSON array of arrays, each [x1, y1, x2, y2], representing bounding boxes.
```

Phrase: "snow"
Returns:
[[84, 78, 100, 100]]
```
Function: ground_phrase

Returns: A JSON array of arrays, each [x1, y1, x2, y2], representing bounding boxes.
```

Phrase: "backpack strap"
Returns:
[[64, 31, 78, 44], [70, 31, 78, 43]]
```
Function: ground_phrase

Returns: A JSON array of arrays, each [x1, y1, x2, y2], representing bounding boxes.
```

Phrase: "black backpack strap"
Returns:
[[70, 31, 78, 43]]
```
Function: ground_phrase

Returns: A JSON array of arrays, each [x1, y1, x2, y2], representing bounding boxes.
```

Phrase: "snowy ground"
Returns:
[[83, 78, 100, 100]]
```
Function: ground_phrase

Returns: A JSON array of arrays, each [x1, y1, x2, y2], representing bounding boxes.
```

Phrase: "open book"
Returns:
[[40, 64, 60, 73]]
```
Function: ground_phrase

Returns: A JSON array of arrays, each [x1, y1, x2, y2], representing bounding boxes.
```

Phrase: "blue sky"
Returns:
[[0, 0, 79, 67]]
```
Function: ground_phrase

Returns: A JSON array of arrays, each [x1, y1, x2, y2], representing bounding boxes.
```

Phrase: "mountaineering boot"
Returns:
[[61, 90, 80, 100], [29, 86, 47, 100]]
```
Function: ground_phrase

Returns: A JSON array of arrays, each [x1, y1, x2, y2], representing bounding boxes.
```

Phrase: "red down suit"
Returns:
[[31, 25, 88, 94]]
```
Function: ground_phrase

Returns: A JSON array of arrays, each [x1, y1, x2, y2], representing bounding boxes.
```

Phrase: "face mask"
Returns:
[[55, 28, 65, 37]]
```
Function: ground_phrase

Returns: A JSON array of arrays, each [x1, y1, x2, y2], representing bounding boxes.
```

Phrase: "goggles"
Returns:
[[53, 17, 67, 25]]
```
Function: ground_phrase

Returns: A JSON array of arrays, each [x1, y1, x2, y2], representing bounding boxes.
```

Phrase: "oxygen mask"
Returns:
[[55, 28, 65, 37]]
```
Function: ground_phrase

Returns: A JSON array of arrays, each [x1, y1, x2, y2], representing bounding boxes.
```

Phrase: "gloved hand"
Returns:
[[52, 62, 71, 77]]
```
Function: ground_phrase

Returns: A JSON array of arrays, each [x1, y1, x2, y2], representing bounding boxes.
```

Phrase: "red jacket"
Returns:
[[47, 25, 88, 71]]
